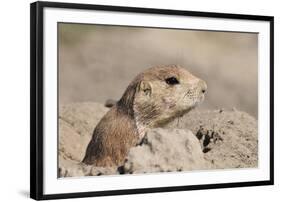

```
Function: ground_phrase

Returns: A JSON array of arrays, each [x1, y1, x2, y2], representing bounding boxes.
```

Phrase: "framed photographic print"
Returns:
[[30, 1, 274, 200]]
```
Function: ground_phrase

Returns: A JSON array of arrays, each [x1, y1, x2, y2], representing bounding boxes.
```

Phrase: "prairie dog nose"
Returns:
[[199, 80, 207, 94]]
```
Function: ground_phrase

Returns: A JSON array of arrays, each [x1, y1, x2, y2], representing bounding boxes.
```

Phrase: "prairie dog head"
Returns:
[[131, 65, 207, 127]]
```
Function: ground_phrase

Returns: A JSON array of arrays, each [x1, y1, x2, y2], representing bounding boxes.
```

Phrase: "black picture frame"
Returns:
[[30, 1, 274, 200]]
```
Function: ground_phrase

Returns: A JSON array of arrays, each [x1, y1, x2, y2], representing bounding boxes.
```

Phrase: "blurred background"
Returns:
[[58, 23, 258, 117]]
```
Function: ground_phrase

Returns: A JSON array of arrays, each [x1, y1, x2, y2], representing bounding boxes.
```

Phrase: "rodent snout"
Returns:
[[199, 80, 207, 94]]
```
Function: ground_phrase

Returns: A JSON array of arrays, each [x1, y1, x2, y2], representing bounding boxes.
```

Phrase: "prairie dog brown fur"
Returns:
[[82, 65, 207, 166]]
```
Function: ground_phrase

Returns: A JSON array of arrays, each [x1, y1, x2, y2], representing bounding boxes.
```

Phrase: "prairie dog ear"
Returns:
[[138, 81, 152, 97]]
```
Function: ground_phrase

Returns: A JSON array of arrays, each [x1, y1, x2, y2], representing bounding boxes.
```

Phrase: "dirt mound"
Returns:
[[58, 103, 257, 177], [122, 128, 210, 174], [166, 108, 258, 168]]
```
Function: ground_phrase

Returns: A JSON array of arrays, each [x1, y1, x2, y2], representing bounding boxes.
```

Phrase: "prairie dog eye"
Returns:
[[165, 77, 179, 85]]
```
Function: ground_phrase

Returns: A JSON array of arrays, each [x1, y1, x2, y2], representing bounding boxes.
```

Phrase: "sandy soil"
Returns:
[[58, 102, 257, 177]]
